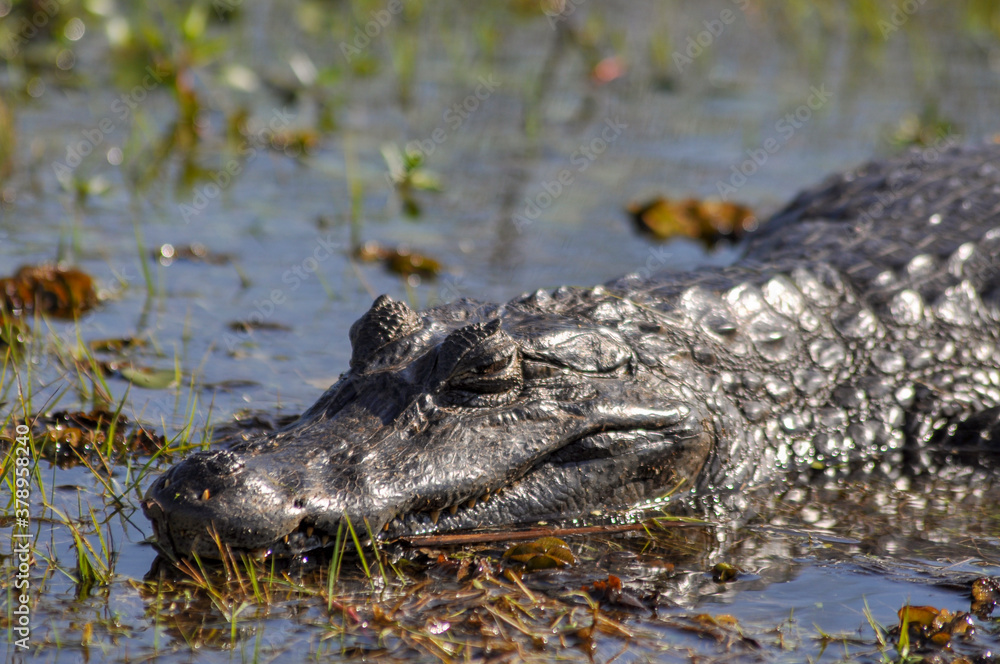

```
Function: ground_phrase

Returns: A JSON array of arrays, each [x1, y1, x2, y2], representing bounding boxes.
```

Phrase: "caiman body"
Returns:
[[144, 144, 1000, 558]]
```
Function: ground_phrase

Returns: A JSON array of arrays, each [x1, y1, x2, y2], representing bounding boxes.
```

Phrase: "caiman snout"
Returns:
[[142, 449, 312, 558]]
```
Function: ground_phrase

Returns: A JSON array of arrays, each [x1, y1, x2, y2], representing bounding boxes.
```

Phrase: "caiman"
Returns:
[[143, 144, 1000, 558]]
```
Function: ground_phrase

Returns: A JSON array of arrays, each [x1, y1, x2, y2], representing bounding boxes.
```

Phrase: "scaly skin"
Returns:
[[143, 144, 1000, 558]]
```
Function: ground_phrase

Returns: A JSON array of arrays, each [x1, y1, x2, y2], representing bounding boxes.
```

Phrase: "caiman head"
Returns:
[[143, 292, 715, 558]]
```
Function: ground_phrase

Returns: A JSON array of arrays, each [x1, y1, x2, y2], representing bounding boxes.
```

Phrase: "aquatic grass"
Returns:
[[239, 552, 271, 605], [388, 24, 419, 107], [344, 133, 365, 252], [343, 514, 372, 584], [176, 551, 257, 645], [177, 368, 212, 449], [42, 503, 114, 598], [327, 518, 348, 599], [99, 383, 131, 461], [0, 92, 14, 183], [132, 219, 156, 300], [863, 597, 889, 650], [895, 607, 912, 662], [33, 314, 115, 408], [0, 338, 22, 410], [314, 264, 338, 301]]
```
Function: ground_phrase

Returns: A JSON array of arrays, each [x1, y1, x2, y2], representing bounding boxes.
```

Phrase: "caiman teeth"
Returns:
[[449, 504, 458, 515], [306, 526, 314, 538], [482, 491, 490, 502], [321, 535, 330, 547], [430, 510, 441, 524], [201, 489, 210, 501], [467, 497, 477, 510]]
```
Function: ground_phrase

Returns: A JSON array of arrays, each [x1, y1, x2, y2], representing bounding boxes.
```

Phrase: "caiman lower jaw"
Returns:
[[383, 427, 696, 540], [143, 492, 333, 559]]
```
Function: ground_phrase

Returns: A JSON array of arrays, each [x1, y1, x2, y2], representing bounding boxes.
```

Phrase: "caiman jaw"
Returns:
[[142, 390, 703, 558]]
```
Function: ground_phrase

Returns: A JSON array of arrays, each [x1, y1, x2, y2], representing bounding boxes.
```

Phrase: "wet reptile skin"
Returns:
[[144, 144, 1000, 558]]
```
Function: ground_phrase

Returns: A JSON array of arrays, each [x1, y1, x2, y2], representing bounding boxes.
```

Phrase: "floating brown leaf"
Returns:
[[693, 613, 741, 630], [583, 574, 649, 611], [3, 409, 166, 467], [629, 197, 758, 245], [971, 577, 1000, 616], [89, 336, 147, 353], [503, 536, 577, 570], [897, 604, 974, 648], [712, 562, 740, 583], [354, 241, 442, 278], [0, 265, 97, 318]]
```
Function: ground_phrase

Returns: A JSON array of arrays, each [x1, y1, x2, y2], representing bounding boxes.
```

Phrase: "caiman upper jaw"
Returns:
[[142, 353, 705, 558]]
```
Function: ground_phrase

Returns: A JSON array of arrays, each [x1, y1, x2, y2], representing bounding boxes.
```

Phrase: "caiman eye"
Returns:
[[449, 351, 520, 394], [473, 355, 512, 376], [436, 320, 523, 404]]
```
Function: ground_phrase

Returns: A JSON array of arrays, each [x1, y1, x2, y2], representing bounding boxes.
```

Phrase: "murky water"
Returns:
[[3, 1, 1000, 661]]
